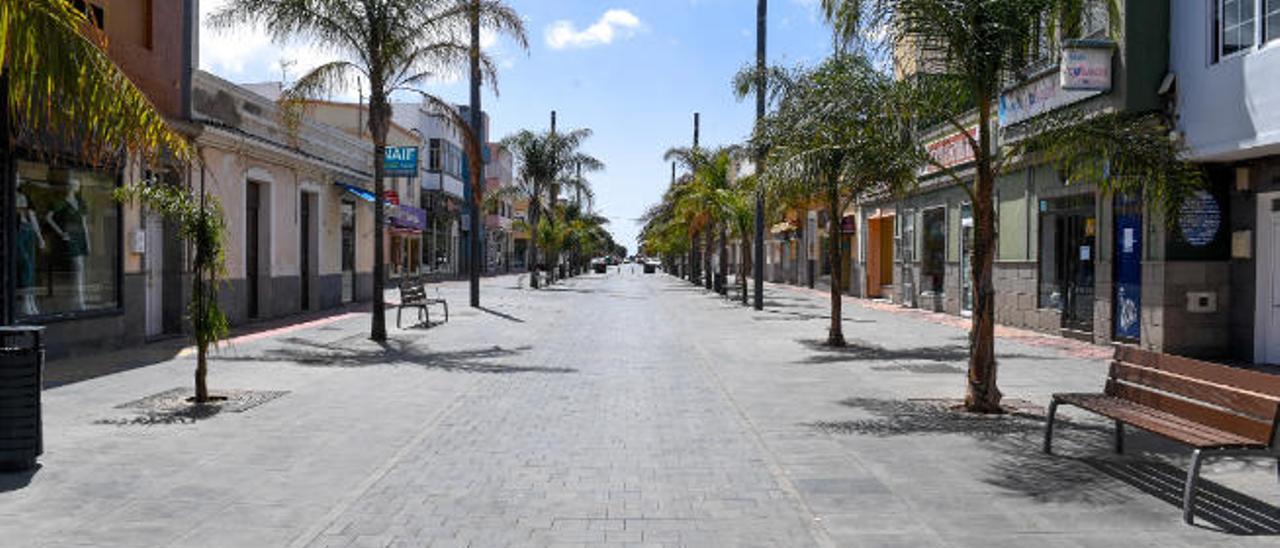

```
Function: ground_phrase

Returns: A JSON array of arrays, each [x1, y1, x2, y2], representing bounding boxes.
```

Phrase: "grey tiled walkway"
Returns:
[[2, 271, 1278, 547]]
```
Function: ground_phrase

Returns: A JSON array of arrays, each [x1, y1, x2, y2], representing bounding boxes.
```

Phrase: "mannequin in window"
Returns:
[[15, 182, 47, 316], [46, 177, 90, 310]]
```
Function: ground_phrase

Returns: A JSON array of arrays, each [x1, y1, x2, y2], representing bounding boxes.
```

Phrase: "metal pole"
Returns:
[[753, 0, 767, 311]]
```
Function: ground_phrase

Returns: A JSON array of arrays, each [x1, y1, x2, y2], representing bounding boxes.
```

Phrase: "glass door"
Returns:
[[960, 203, 973, 315]]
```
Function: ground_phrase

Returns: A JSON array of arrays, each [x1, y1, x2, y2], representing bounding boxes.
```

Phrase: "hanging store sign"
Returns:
[[1060, 40, 1115, 92], [840, 215, 857, 234], [388, 204, 427, 232], [384, 146, 419, 177], [923, 125, 978, 175], [999, 71, 1101, 128]]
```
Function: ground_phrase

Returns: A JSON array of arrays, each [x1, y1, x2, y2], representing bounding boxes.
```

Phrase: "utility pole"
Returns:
[[695, 113, 712, 291], [753, 0, 767, 311], [467, 0, 482, 307]]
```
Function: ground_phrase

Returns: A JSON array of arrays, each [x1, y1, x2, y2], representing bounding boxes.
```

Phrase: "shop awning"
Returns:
[[770, 221, 797, 234], [335, 182, 378, 203]]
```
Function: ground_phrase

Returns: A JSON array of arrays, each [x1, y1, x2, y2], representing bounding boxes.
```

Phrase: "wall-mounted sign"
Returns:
[[384, 146, 419, 177], [1060, 39, 1115, 91], [999, 71, 1101, 127], [383, 190, 400, 205], [1179, 190, 1222, 247], [923, 126, 978, 175]]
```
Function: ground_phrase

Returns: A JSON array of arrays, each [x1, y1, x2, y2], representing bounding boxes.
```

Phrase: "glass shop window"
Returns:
[[14, 160, 120, 319]]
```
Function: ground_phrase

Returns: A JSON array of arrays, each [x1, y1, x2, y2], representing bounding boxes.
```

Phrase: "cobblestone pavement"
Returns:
[[2, 270, 1278, 547]]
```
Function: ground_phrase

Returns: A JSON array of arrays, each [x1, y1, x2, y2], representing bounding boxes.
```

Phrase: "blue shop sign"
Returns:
[[384, 146, 419, 177]]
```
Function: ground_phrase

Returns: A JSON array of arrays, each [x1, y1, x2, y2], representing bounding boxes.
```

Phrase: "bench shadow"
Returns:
[[212, 338, 574, 374], [0, 464, 40, 493], [811, 397, 1280, 535]]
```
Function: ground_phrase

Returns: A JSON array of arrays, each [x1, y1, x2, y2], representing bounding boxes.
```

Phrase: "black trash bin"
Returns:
[[0, 327, 44, 471]]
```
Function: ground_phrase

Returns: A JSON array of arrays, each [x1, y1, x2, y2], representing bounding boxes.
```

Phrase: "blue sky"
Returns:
[[200, 0, 837, 252]]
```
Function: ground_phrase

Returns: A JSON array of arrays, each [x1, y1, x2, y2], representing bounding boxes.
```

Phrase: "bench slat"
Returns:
[[1109, 361, 1280, 421], [1115, 345, 1280, 399], [1058, 392, 1267, 448], [1103, 382, 1274, 444]]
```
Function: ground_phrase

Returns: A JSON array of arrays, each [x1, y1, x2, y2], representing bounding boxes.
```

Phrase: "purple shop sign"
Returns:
[[389, 204, 427, 232]]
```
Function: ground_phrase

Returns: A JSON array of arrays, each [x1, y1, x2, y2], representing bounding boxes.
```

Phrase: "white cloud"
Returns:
[[545, 9, 642, 50]]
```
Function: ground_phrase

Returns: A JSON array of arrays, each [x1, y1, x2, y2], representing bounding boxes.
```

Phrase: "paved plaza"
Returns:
[[2, 271, 1278, 547]]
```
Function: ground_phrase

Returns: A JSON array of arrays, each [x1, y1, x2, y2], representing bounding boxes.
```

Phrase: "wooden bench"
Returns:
[[395, 276, 448, 328], [1044, 345, 1280, 524]]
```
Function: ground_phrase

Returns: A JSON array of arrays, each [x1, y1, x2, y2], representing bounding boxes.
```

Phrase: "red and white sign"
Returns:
[[923, 126, 977, 175], [383, 190, 400, 205], [1060, 41, 1114, 92]]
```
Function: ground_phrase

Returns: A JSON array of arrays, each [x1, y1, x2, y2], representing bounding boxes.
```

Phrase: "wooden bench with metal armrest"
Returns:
[[1044, 345, 1280, 524], [396, 276, 448, 328]]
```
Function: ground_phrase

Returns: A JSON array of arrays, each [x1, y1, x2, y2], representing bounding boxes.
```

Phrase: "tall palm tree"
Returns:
[[755, 54, 920, 347], [497, 127, 602, 288], [821, 0, 1199, 412], [211, 0, 526, 341], [665, 146, 742, 294]]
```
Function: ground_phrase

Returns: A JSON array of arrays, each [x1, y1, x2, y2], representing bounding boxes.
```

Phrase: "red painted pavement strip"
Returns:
[[179, 311, 364, 357], [768, 281, 1113, 360]]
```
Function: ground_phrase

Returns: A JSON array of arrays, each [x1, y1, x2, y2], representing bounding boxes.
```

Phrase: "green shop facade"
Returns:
[[853, 3, 1235, 359]]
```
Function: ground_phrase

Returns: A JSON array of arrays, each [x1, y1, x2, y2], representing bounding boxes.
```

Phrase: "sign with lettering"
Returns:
[[1060, 40, 1114, 91], [999, 71, 1101, 127], [384, 146, 419, 177], [923, 126, 978, 175]]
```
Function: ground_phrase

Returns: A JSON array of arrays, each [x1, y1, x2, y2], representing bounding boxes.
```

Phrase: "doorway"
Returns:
[[341, 201, 355, 303], [144, 209, 164, 338], [1257, 192, 1280, 365], [1039, 195, 1096, 333], [246, 182, 262, 318], [960, 203, 974, 316], [866, 216, 895, 298], [299, 192, 313, 311]]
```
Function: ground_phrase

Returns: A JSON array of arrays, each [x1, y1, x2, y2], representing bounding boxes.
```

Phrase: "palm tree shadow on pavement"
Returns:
[[793, 339, 1055, 364], [212, 338, 574, 374], [810, 398, 1280, 535]]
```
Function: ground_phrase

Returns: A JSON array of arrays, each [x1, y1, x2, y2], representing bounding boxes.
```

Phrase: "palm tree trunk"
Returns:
[[718, 226, 728, 295], [827, 185, 845, 347], [703, 230, 713, 290], [369, 89, 388, 341], [740, 238, 749, 304], [965, 97, 1002, 413], [195, 341, 209, 402]]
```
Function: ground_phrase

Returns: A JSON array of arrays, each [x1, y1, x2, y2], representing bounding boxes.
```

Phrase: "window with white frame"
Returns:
[[1218, 0, 1258, 59]]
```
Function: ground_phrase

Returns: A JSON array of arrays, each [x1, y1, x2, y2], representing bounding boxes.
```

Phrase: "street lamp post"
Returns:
[[753, 0, 767, 311]]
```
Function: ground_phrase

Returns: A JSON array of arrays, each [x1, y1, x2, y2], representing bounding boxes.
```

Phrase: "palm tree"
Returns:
[[665, 146, 743, 295], [821, 0, 1199, 412], [497, 127, 602, 288], [211, 0, 526, 341], [754, 54, 920, 347], [2, 1, 218, 396]]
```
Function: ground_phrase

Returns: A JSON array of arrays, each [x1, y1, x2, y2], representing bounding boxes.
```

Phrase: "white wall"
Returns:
[[1172, 1, 1280, 161]]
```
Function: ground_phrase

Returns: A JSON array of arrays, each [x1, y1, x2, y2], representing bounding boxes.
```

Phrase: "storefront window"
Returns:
[[14, 160, 120, 318], [921, 207, 947, 293]]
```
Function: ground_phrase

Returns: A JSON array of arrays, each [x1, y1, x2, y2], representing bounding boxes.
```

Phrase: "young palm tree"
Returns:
[[821, 0, 1199, 412], [497, 127, 602, 288], [755, 54, 920, 347], [211, 0, 526, 341]]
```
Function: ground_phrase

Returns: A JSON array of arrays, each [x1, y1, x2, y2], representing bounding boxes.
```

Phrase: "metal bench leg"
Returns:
[[1183, 449, 1205, 525], [396, 306, 403, 328], [1114, 421, 1124, 454], [443, 302, 449, 323], [1043, 400, 1059, 454]]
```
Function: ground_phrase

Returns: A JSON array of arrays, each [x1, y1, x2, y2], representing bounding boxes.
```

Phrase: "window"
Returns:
[[14, 160, 120, 319], [428, 139, 442, 172], [70, 0, 105, 29], [1219, 0, 1257, 58], [1267, 0, 1280, 42]]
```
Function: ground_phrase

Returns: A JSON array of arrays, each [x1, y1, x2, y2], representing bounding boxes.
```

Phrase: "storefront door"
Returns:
[[299, 193, 312, 311], [341, 201, 355, 303], [144, 211, 164, 338], [1113, 195, 1142, 341], [246, 182, 262, 318], [960, 203, 973, 316], [1039, 196, 1096, 333], [1258, 192, 1280, 365]]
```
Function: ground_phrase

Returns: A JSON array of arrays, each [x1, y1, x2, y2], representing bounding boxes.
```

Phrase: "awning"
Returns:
[[335, 182, 377, 203], [770, 221, 797, 234]]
